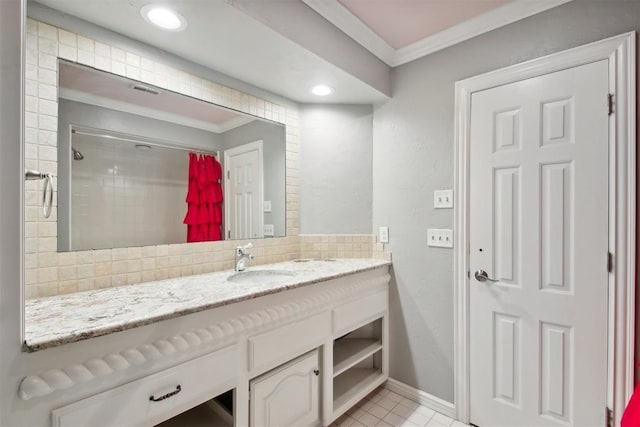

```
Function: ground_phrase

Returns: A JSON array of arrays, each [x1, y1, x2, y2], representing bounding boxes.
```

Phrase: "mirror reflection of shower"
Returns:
[[71, 147, 84, 160]]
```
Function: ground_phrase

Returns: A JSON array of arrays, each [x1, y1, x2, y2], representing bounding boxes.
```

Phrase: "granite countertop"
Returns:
[[24, 258, 391, 352]]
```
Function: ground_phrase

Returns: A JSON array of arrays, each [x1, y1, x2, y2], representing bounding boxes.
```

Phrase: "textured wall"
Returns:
[[300, 104, 373, 234], [373, 0, 640, 402]]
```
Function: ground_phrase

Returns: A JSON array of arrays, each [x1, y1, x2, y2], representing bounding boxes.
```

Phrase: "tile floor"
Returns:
[[331, 387, 468, 427]]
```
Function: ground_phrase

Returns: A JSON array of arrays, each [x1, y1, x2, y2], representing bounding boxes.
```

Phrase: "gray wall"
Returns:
[[373, 0, 640, 403], [300, 104, 373, 234], [0, 0, 26, 425], [57, 99, 223, 251], [221, 120, 287, 237]]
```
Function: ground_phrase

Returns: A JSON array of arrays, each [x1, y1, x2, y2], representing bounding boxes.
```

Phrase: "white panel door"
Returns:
[[469, 60, 609, 426], [250, 350, 320, 427], [225, 141, 263, 240]]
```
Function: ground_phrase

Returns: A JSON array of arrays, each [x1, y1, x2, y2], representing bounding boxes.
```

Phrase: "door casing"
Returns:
[[453, 32, 636, 425]]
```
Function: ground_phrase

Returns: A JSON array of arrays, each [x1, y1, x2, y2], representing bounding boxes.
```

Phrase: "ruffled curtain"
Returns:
[[183, 153, 224, 242]]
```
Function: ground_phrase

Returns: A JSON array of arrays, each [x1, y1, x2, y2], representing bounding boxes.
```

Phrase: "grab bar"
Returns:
[[25, 170, 54, 218]]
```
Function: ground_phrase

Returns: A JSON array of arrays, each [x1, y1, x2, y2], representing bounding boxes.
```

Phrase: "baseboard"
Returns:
[[384, 378, 456, 419]]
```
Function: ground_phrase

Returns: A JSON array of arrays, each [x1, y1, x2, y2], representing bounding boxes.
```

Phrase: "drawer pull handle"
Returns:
[[149, 385, 182, 402]]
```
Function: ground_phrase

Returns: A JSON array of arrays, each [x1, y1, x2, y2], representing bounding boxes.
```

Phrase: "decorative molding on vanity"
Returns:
[[18, 269, 390, 400], [384, 378, 456, 419]]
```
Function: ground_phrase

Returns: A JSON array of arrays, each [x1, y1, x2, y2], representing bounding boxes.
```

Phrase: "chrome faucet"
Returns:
[[235, 243, 254, 272]]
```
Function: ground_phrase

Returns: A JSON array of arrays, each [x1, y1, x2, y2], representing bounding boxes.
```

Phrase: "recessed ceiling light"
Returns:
[[311, 85, 334, 96], [141, 4, 187, 32]]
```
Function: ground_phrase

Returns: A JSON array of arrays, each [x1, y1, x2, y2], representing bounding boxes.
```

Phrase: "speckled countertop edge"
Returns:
[[24, 259, 391, 352]]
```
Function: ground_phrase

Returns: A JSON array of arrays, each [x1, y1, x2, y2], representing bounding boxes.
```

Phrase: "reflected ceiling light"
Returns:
[[311, 85, 334, 96], [141, 5, 187, 31]]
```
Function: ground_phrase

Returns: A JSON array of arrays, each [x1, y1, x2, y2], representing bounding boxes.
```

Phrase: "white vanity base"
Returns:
[[18, 263, 390, 427]]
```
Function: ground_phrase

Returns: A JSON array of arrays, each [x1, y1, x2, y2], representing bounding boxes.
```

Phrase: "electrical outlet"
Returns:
[[263, 224, 274, 236], [434, 190, 454, 209], [263, 200, 272, 212], [379, 226, 389, 243], [427, 228, 453, 248]]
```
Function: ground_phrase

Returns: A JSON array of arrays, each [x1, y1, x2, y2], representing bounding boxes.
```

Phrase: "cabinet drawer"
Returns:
[[52, 344, 238, 427], [333, 291, 387, 336], [248, 312, 330, 372]]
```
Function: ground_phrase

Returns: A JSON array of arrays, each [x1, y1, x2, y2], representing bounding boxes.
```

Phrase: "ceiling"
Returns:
[[302, 0, 572, 66], [33, 0, 391, 104], [32, 0, 572, 104], [337, 0, 509, 50], [58, 61, 255, 133]]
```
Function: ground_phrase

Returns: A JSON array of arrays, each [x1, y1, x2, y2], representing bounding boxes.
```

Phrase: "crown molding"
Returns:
[[301, 0, 396, 66], [303, 0, 573, 68], [393, 0, 573, 66]]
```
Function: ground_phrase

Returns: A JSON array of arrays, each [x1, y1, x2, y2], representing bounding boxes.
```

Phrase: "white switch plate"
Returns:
[[263, 224, 274, 236], [379, 226, 389, 243], [434, 190, 454, 209], [263, 200, 272, 212], [427, 228, 453, 248]]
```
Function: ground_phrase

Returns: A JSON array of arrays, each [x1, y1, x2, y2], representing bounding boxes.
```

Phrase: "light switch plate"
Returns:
[[263, 200, 272, 212], [379, 226, 389, 243], [434, 190, 454, 209], [427, 228, 453, 248], [263, 224, 274, 236]]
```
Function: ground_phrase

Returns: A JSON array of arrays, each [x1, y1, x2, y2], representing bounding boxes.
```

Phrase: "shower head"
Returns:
[[72, 147, 84, 161]]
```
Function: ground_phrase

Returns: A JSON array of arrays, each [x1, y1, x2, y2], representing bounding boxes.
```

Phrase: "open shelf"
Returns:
[[333, 338, 383, 377], [333, 367, 385, 414], [155, 403, 232, 427]]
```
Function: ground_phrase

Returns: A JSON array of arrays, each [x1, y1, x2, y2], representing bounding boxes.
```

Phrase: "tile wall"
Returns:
[[24, 18, 301, 299]]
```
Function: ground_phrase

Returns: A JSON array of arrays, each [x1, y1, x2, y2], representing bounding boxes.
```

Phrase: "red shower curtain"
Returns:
[[183, 152, 224, 242]]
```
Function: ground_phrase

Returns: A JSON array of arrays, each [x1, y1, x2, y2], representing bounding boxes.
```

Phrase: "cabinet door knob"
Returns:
[[313, 369, 320, 376]]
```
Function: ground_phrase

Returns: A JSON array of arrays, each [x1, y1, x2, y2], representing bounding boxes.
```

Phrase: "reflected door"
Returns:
[[225, 141, 264, 240], [469, 60, 609, 426]]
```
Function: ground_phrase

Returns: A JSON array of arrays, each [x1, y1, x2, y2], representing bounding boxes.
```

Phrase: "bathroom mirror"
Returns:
[[56, 61, 286, 251]]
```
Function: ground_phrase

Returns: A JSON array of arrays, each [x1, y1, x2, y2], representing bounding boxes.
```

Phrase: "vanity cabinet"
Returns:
[[330, 291, 388, 422], [250, 350, 320, 427], [51, 345, 238, 427], [24, 263, 390, 427]]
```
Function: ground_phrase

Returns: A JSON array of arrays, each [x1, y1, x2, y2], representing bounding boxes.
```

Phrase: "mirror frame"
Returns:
[[24, 17, 299, 301]]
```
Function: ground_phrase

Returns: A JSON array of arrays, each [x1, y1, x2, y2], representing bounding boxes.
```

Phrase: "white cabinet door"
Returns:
[[250, 350, 320, 427]]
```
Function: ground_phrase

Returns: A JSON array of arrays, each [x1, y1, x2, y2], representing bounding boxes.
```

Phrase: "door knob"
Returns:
[[474, 270, 498, 283]]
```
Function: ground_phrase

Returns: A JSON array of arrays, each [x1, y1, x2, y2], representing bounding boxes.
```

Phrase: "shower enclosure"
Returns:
[[59, 126, 219, 252]]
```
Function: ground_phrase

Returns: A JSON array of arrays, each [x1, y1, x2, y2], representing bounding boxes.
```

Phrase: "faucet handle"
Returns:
[[236, 242, 253, 255], [237, 242, 252, 251]]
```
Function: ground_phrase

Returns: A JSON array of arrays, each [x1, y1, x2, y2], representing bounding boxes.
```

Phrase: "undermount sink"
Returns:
[[227, 269, 296, 283]]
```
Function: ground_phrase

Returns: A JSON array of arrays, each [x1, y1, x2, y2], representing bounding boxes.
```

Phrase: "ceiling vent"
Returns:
[[131, 84, 160, 95]]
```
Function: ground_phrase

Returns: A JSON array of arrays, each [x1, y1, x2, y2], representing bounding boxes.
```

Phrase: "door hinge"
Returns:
[[607, 252, 613, 273], [608, 93, 614, 115], [467, 270, 470, 279], [606, 406, 613, 427], [227, 230, 231, 239]]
